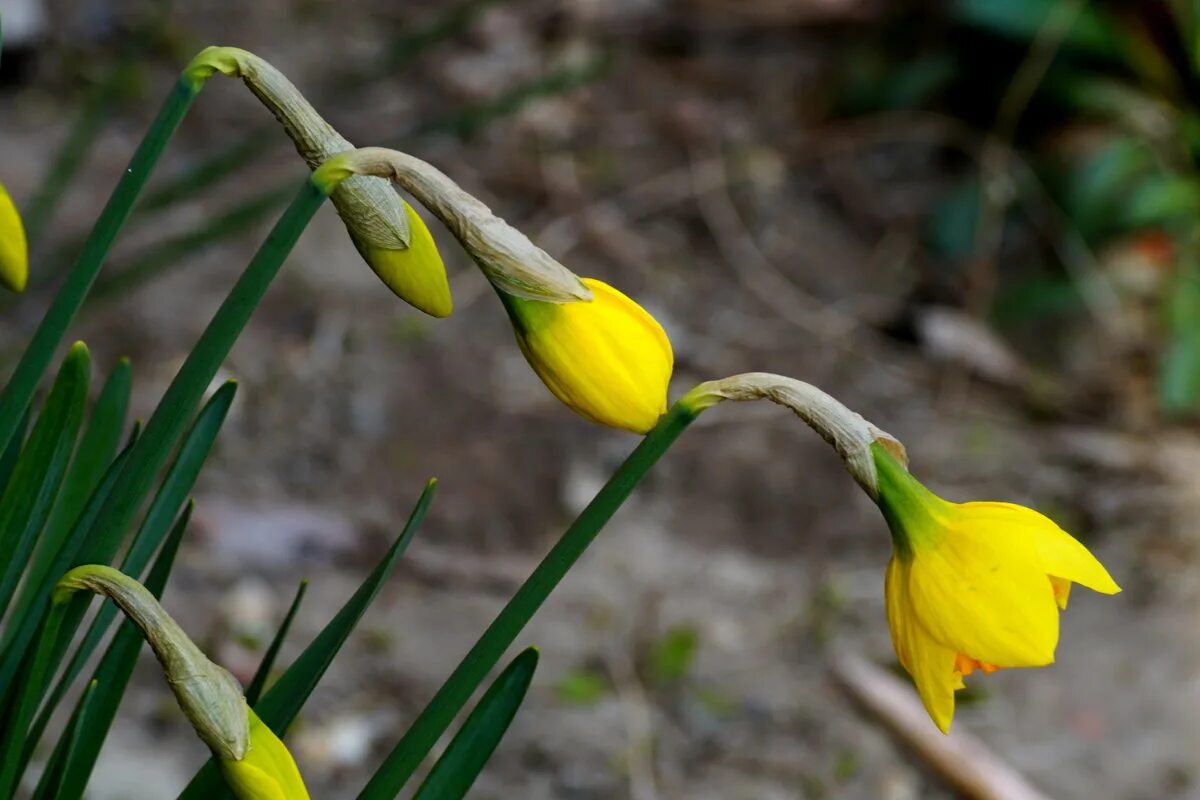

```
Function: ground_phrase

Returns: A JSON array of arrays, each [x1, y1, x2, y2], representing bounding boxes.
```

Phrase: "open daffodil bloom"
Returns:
[[872, 442, 1120, 733], [501, 277, 673, 434]]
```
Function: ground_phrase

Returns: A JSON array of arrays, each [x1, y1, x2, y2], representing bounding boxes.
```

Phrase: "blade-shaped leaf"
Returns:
[[0, 342, 91, 618], [31, 381, 236, 733], [0, 426, 139, 703], [357, 406, 696, 795], [18, 358, 131, 624], [177, 478, 437, 800], [0, 77, 199, 460], [0, 411, 30, 498], [46, 501, 192, 800], [0, 603, 66, 796], [29, 678, 99, 800], [245, 579, 309, 706], [404, 647, 538, 800], [1, 432, 141, 761]]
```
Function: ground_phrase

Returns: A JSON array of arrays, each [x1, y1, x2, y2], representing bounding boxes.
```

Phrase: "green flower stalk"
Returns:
[[54, 565, 310, 799], [0, 178, 28, 293], [185, 46, 453, 318]]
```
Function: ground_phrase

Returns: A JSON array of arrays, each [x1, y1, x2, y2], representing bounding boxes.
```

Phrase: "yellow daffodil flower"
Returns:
[[501, 277, 673, 433], [351, 199, 453, 318], [871, 442, 1120, 733], [0, 179, 28, 293], [220, 709, 311, 800]]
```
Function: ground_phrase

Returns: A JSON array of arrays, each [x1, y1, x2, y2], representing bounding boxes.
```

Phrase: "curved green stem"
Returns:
[[0, 75, 202, 459], [357, 402, 699, 797]]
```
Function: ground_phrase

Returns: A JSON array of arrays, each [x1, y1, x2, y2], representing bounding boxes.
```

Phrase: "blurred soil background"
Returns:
[[1, 0, 1198, 797]]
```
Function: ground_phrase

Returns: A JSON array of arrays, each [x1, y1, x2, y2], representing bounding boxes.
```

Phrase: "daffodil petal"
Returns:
[[220, 710, 310, 800], [0, 180, 28, 293], [506, 278, 672, 433], [1050, 576, 1071, 610], [886, 555, 959, 733], [906, 508, 1060, 667]]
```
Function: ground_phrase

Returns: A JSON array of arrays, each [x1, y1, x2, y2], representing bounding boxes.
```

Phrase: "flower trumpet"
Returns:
[[683, 372, 1120, 732], [0, 179, 28, 293], [871, 444, 1120, 732], [54, 565, 310, 799]]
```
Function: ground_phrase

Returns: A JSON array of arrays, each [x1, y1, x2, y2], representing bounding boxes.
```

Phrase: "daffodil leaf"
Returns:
[[0, 411, 29, 499], [0, 77, 198, 464], [8, 430, 141, 759], [0, 604, 67, 796], [46, 501, 192, 800], [0, 342, 90, 620], [29, 677, 99, 800], [32, 381, 236, 736], [14, 358, 130, 630], [403, 647, 538, 800], [357, 406, 696, 796], [177, 479, 437, 800], [245, 579, 309, 706]]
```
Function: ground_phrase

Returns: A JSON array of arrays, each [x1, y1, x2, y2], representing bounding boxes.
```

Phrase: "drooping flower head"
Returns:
[[0, 179, 28, 293], [871, 443, 1120, 733], [501, 277, 673, 434], [54, 565, 310, 799]]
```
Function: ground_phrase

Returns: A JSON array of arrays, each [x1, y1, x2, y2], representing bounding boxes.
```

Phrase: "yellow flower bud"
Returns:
[[219, 709, 311, 800], [871, 444, 1120, 733], [350, 199, 453, 318], [0, 179, 28, 293], [54, 566, 311, 799], [502, 277, 673, 434]]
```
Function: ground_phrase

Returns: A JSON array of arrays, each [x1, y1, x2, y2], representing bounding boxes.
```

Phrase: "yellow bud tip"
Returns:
[[220, 710, 311, 800], [354, 202, 453, 318], [0, 180, 29, 293], [503, 277, 673, 434]]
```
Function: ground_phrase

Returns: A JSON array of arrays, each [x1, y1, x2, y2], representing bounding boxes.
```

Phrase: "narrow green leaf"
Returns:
[[26, 177, 328, 716], [953, 0, 1128, 57], [0, 411, 29, 498], [19, 358, 131, 620], [31, 381, 236, 730], [0, 342, 91, 618], [2, 429, 139, 753], [95, 187, 295, 301], [0, 427, 139, 705], [22, 59, 134, 246], [358, 406, 696, 796], [29, 678, 99, 800], [404, 647, 538, 800], [0, 77, 198, 460], [177, 479, 437, 800], [0, 604, 66, 796], [48, 501, 192, 800], [245, 579, 309, 707]]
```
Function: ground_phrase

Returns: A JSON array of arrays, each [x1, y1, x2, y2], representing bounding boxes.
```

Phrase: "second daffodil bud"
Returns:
[[0, 179, 28, 293], [500, 277, 673, 434], [54, 565, 311, 800], [184, 46, 453, 318]]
